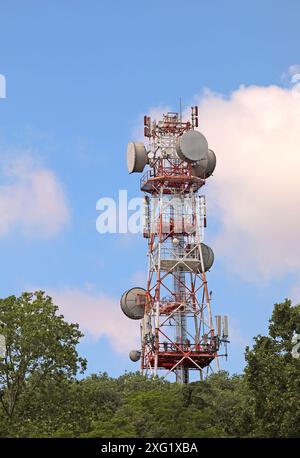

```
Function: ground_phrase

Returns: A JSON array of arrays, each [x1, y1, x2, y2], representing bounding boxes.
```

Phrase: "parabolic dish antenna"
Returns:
[[120, 287, 146, 320], [176, 130, 208, 164], [192, 149, 216, 179], [127, 142, 148, 173], [199, 243, 214, 272], [129, 350, 141, 362]]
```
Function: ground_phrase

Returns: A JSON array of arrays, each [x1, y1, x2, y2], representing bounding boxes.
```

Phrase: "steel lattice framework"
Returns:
[[138, 110, 228, 383]]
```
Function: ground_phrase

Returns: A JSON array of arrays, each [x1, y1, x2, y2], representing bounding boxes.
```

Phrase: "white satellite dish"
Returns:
[[127, 142, 148, 173], [198, 243, 214, 272], [120, 287, 146, 319], [176, 130, 208, 164], [129, 350, 141, 362], [192, 149, 216, 179]]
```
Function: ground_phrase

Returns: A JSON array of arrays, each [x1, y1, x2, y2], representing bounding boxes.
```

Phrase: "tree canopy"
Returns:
[[0, 291, 86, 419], [0, 293, 299, 438]]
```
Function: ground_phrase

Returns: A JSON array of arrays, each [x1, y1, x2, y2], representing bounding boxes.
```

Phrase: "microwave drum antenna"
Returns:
[[192, 149, 216, 178], [127, 142, 148, 173], [120, 287, 146, 319], [176, 130, 208, 164]]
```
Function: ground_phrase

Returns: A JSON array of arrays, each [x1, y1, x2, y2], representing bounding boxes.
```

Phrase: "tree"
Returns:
[[187, 371, 252, 437], [84, 373, 227, 438], [244, 299, 300, 437], [0, 372, 122, 438], [1, 294, 299, 438], [0, 291, 86, 419]]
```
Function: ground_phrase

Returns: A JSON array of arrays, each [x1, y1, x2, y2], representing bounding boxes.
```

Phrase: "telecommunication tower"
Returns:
[[121, 106, 229, 383]]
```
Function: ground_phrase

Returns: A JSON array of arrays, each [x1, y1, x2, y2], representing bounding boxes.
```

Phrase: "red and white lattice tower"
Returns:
[[121, 107, 229, 383]]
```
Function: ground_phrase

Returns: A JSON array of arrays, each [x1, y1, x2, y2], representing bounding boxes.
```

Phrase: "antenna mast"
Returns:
[[121, 106, 229, 383]]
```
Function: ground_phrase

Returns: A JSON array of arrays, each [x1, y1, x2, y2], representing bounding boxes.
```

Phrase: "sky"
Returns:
[[0, 0, 300, 378]]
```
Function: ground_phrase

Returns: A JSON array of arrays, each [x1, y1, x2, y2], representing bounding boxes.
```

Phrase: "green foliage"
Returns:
[[0, 371, 246, 438], [0, 291, 86, 420], [0, 293, 299, 438], [244, 299, 300, 437]]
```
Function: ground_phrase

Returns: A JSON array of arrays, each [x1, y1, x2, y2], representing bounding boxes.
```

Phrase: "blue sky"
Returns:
[[0, 0, 300, 378]]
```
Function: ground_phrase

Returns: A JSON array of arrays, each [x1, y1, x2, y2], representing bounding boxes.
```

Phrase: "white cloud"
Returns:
[[185, 84, 300, 282], [0, 155, 69, 237], [288, 64, 300, 77], [281, 64, 300, 82], [50, 288, 139, 355], [137, 86, 300, 283]]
